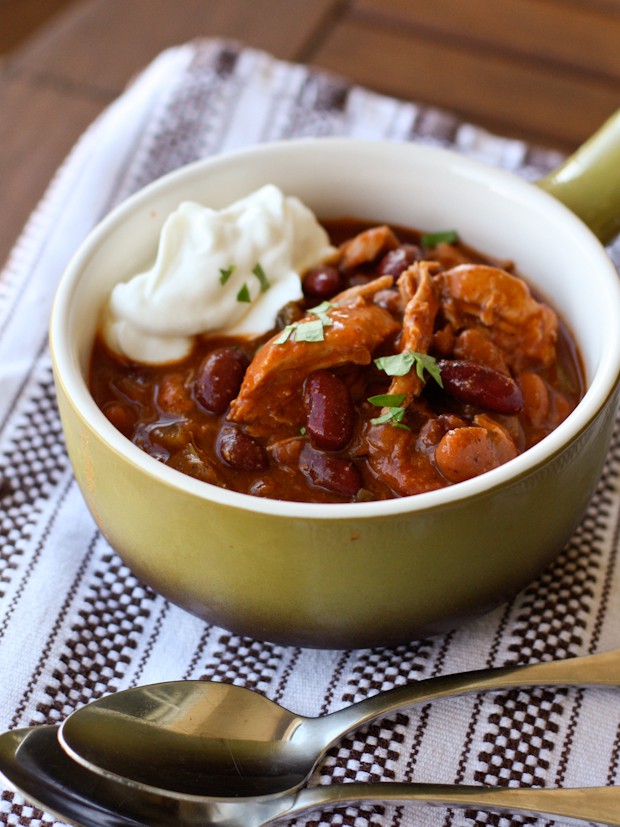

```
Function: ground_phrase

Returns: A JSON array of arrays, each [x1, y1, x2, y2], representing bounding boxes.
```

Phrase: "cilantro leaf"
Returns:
[[294, 319, 325, 342], [219, 265, 236, 285], [274, 302, 333, 345], [370, 406, 410, 430], [374, 351, 443, 387], [274, 324, 295, 344], [420, 229, 458, 247], [368, 393, 407, 407], [368, 394, 410, 429], [411, 352, 443, 387], [374, 352, 416, 376], [308, 301, 333, 327], [252, 262, 270, 293], [236, 283, 252, 303]]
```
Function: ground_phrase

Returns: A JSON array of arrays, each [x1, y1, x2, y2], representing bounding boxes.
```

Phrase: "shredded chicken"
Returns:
[[436, 264, 558, 371], [228, 276, 399, 437], [338, 225, 399, 271], [386, 262, 440, 404]]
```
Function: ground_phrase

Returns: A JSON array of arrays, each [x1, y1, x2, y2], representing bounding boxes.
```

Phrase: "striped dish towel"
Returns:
[[1, 39, 620, 827]]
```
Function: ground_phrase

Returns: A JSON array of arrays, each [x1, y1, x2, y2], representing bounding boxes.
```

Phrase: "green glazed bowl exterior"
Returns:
[[50, 138, 620, 648], [55, 381, 617, 648]]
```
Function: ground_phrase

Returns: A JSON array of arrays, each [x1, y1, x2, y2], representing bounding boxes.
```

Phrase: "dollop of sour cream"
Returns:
[[102, 184, 335, 363]]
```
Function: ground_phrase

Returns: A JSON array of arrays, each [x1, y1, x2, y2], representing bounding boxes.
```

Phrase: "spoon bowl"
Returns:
[[0, 726, 620, 827], [2, 726, 620, 827], [59, 648, 620, 799]]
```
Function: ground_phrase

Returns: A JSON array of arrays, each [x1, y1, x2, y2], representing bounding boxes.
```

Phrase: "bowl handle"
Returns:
[[537, 109, 620, 245]]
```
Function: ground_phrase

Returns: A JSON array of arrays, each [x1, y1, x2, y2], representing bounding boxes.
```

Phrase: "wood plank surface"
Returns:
[[0, 70, 102, 268], [9, 0, 339, 94], [352, 0, 620, 80], [310, 15, 620, 149], [1, 0, 619, 269], [0, 0, 78, 54]]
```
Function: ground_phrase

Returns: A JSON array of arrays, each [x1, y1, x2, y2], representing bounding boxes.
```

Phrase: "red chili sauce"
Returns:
[[89, 219, 584, 503]]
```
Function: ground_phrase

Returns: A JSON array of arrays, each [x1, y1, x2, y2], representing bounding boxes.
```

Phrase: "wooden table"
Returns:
[[2, 0, 619, 270]]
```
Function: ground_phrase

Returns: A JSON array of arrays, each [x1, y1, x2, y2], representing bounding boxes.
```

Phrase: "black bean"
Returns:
[[438, 359, 524, 414], [302, 265, 342, 300], [303, 370, 355, 451], [195, 347, 249, 414], [299, 444, 362, 498]]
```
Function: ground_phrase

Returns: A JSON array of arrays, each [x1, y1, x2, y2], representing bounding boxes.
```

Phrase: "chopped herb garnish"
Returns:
[[299, 426, 307, 436], [252, 262, 270, 293], [236, 283, 252, 303], [219, 265, 236, 285], [294, 318, 325, 342], [411, 352, 443, 386], [374, 352, 415, 377], [421, 229, 458, 247], [368, 393, 406, 407], [308, 301, 333, 327], [374, 351, 443, 387], [368, 393, 410, 430], [274, 324, 295, 345], [370, 408, 410, 429], [273, 301, 333, 345]]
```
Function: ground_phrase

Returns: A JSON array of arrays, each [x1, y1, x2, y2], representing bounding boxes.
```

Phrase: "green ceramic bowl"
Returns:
[[50, 115, 620, 648]]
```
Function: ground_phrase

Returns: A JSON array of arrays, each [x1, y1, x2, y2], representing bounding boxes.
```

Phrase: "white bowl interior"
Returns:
[[51, 138, 620, 516]]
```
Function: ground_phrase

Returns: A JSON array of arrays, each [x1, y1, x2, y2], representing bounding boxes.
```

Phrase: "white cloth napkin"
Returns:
[[1, 38, 620, 827]]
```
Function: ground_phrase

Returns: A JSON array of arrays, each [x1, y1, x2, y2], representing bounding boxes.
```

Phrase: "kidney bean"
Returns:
[[302, 265, 342, 300], [299, 444, 362, 498], [377, 244, 421, 278], [438, 359, 524, 414], [217, 426, 268, 471], [195, 347, 249, 414], [303, 370, 355, 451]]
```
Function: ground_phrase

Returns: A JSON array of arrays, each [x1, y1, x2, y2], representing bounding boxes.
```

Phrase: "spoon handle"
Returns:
[[289, 782, 620, 826], [324, 648, 620, 740]]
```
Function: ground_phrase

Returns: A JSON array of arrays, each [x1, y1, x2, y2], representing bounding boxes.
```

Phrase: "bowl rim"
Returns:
[[50, 136, 620, 520]]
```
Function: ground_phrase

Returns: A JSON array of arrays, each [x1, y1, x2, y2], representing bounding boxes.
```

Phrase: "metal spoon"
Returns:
[[58, 647, 620, 798], [2, 726, 620, 827]]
